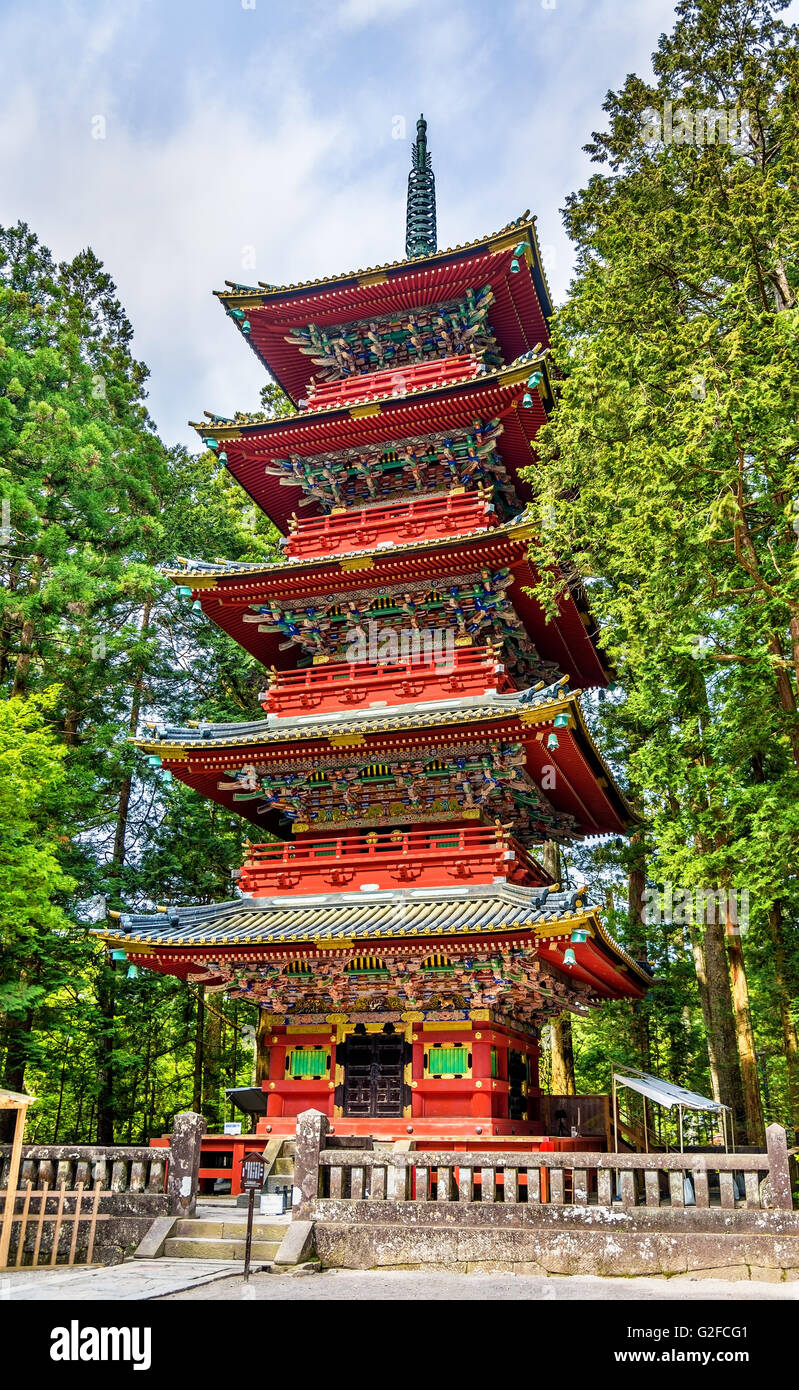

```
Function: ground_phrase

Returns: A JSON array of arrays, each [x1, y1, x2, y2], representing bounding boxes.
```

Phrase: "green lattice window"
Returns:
[[426, 1045, 469, 1077], [287, 1048, 329, 1079], [490, 1046, 499, 1079]]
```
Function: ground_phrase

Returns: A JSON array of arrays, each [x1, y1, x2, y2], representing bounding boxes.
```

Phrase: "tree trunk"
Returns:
[[724, 905, 764, 1145], [95, 959, 116, 1144], [255, 1011, 271, 1086], [539, 839, 577, 1096], [766, 902, 799, 1135], [192, 986, 205, 1114], [702, 917, 747, 1141], [550, 1017, 576, 1096], [203, 1002, 223, 1131], [626, 835, 654, 1097], [688, 919, 722, 1102], [10, 616, 35, 698]]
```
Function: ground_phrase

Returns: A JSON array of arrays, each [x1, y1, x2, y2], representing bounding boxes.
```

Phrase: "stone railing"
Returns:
[[0, 1145, 169, 1195], [293, 1112, 796, 1218], [0, 1112, 205, 1267]]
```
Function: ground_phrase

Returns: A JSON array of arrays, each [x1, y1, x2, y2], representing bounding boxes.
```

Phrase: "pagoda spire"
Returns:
[[405, 114, 437, 260]]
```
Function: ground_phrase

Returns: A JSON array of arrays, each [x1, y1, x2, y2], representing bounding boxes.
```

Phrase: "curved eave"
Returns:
[[97, 899, 650, 1000], [213, 218, 553, 404], [190, 356, 554, 445], [166, 513, 610, 689], [134, 689, 638, 839], [191, 359, 554, 536]]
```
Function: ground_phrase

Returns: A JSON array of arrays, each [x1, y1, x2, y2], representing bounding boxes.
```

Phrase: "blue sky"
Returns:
[[0, 0, 704, 445]]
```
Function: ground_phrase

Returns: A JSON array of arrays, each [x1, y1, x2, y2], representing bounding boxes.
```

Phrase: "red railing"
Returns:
[[260, 646, 511, 717], [301, 354, 482, 413], [285, 489, 497, 560], [237, 825, 549, 896]]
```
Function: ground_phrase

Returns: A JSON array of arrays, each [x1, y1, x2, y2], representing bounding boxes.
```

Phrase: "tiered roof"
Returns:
[[100, 125, 648, 1012], [104, 882, 652, 1023], [213, 213, 552, 405], [139, 683, 635, 842], [191, 354, 552, 530]]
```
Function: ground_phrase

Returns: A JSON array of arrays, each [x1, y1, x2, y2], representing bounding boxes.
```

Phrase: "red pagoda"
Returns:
[[103, 117, 650, 1138]]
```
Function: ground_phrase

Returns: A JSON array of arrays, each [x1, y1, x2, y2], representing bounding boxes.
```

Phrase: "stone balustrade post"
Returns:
[[766, 1123, 794, 1210], [292, 1108, 329, 1218], [167, 1111, 206, 1217]]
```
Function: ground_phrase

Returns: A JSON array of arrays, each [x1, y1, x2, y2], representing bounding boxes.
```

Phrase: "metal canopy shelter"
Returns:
[[612, 1067, 733, 1153], [225, 1086, 268, 1116]]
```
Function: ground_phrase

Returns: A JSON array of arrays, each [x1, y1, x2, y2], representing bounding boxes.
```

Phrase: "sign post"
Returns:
[[240, 1150, 266, 1282]]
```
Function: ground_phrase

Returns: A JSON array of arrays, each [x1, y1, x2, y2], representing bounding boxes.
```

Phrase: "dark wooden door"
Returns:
[[344, 1033, 404, 1117], [508, 1048, 527, 1120]]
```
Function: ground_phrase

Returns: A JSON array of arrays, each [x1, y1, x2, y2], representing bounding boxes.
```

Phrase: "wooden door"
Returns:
[[344, 1033, 404, 1117], [508, 1048, 526, 1120]]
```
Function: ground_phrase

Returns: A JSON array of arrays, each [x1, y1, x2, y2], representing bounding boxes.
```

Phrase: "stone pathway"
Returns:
[[0, 1259, 243, 1302], [5, 1262, 795, 1302], [162, 1269, 799, 1301]]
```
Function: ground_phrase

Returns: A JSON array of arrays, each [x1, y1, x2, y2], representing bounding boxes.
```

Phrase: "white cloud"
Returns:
[[4, 0, 792, 451]]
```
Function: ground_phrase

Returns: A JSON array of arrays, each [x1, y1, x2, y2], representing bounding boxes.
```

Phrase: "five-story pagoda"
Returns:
[[101, 118, 651, 1138]]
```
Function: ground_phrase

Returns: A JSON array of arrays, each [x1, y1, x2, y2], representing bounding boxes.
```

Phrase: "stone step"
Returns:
[[175, 1219, 287, 1241], [164, 1237, 280, 1261]]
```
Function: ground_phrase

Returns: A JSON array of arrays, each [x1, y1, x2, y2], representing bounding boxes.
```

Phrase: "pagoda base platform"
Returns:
[[254, 1116, 599, 1144]]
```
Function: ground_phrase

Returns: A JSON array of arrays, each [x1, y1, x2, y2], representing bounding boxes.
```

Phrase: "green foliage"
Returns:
[[528, 0, 799, 1123], [0, 221, 283, 1139], [0, 692, 74, 1019]]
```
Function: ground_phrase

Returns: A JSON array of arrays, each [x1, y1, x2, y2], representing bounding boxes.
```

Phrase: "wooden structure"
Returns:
[[0, 1089, 33, 1268], [98, 121, 653, 1140], [0, 1112, 204, 1266], [0, 1091, 107, 1272]]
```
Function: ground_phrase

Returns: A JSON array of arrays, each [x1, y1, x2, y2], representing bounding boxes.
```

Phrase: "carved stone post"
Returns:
[[167, 1111, 206, 1217], [766, 1123, 794, 1210], [292, 1109, 329, 1218]]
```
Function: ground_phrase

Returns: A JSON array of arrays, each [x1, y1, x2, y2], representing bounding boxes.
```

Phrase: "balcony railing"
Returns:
[[237, 825, 549, 896], [284, 489, 497, 561], [260, 645, 510, 718], [301, 353, 482, 413]]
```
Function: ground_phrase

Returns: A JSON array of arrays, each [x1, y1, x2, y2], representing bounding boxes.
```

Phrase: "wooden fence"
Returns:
[[0, 1112, 204, 1269], [293, 1112, 796, 1218]]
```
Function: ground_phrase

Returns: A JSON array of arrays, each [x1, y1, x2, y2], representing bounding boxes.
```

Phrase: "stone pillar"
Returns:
[[292, 1108, 329, 1218], [167, 1111, 205, 1217], [766, 1123, 794, 1210]]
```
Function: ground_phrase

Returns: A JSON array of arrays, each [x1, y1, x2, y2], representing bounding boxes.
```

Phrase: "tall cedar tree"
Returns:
[[527, 0, 799, 1140]]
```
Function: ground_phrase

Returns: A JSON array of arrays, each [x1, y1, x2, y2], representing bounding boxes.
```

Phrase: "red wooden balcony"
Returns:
[[301, 353, 482, 413], [260, 645, 512, 717], [285, 489, 497, 561], [237, 825, 550, 896]]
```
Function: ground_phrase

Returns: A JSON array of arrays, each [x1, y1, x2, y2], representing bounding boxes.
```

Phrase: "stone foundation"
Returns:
[[307, 1201, 799, 1278]]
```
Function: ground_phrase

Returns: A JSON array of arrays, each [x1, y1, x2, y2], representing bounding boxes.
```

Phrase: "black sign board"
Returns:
[[241, 1151, 266, 1190], [240, 1151, 267, 1282]]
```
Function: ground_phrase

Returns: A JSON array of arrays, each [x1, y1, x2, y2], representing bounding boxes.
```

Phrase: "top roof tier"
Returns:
[[214, 215, 553, 407]]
